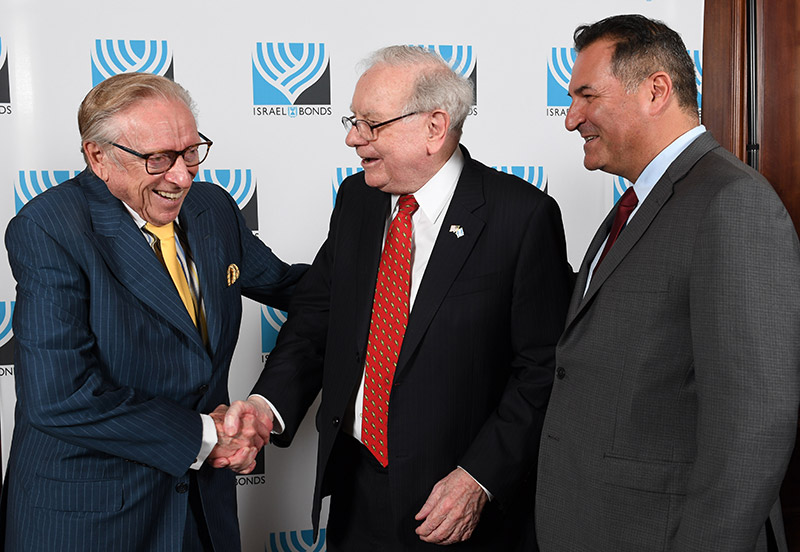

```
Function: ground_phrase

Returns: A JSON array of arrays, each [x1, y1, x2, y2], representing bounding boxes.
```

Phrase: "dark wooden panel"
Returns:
[[760, 2, 800, 545], [704, 1, 800, 547], [759, 0, 800, 233], [702, 0, 748, 161]]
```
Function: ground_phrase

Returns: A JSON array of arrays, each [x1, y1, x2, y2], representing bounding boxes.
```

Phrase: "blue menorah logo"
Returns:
[[16, 170, 80, 213], [422, 45, 475, 79], [195, 169, 259, 231], [494, 165, 547, 192], [252, 42, 330, 105], [266, 529, 326, 552], [0, 36, 10, 104], [612, 175, 633, 205], [421, 45, 476, 102], [0, 301, 14, 350], [690, 49, 703, 109], [332, 167, 363, 206], [261, 305, 287, 354], [91, 39, 173, 86], [547, 47, 576, 107], [195, 169, 255, 209]]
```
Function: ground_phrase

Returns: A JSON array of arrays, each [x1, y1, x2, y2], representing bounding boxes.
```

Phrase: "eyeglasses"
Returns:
[[110, 132, 213, 175], [341, 112, 418, 141]]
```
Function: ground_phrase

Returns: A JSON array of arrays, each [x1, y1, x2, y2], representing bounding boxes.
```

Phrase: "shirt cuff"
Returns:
[[249, 394, 285, 435], [190, 413, 218, 470], [457, 465, 493, 501]]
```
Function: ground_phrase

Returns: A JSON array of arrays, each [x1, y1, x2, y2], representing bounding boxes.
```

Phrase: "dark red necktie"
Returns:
[[361, 194, 418, 467], [594, 186, 638, 274]]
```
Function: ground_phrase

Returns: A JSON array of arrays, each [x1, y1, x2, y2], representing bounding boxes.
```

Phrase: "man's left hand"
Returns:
[[414, 467, 488, 545]]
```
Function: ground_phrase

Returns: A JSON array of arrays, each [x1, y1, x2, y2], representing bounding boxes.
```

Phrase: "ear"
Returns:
[[647, 71, 673, 114], [425, 110, 451, 155], [84, 141, 110, 181]]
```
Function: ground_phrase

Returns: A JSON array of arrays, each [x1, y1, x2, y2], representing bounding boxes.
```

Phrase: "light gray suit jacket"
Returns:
[[536, 132, 800, 551]]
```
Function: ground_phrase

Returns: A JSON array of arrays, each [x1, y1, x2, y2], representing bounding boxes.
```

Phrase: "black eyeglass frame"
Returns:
[[110, 132, 213, 175], [341, 112, 418, 141]]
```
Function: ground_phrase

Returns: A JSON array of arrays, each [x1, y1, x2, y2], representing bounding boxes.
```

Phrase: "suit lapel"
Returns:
[[566, 131, 720, 328], [397, 149, 485, 372], [354, 188, 391, 353], [567, 211, 614, 322], [179, 191, 223, 355], [81, 172, 206, 351]]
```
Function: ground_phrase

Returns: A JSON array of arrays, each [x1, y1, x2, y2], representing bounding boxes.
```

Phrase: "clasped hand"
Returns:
[[207, 398, 274, 474]]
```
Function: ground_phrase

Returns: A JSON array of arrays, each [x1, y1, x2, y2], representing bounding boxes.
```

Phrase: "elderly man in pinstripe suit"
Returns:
[[0, 73, 305, 551]]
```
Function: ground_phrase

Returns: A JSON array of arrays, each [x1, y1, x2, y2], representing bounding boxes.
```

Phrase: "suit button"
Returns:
[[176, 482, 189, 494], [332, 417, 340, 427], [198, 384, 209, 394], [556, 367, 566, 380]]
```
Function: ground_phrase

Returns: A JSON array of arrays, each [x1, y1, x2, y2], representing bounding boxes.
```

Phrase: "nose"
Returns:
[[164, 156, 194, 187], [345, 125, 367, 147], [564, 99, 582, 132]]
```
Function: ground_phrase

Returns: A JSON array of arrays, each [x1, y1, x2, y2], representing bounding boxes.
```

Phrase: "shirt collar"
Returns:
[[390, 146, 464, 224], [121, 201, 181, 231], [631, 125, 706, 204]]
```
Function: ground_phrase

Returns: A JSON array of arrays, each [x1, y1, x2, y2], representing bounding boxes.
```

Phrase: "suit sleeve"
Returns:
[[224, 187, 308, 311], [677, 179, 800, 550], [6, 214, 206, 477], [458, 195, 572, 506], [247, 183, 347, 445]]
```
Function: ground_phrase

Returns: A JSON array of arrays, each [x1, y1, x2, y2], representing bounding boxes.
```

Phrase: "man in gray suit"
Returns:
[[536, 14, 800, 551]]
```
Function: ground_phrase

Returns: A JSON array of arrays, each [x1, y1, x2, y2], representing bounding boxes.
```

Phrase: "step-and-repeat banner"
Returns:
[[0, 1, 703, 549]]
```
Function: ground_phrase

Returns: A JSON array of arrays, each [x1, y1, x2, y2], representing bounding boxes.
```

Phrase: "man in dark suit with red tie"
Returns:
[[224, 45, 573, 551]]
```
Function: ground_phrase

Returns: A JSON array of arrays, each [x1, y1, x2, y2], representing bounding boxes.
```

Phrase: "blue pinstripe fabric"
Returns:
[[0, 170, 305, 551]]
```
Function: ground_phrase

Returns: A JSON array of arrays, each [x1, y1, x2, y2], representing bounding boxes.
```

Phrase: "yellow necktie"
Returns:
[[145, 222, 198, 326]]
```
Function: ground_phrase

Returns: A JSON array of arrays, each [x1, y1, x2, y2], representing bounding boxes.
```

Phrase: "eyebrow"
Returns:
[[572, 85, 594, 96]]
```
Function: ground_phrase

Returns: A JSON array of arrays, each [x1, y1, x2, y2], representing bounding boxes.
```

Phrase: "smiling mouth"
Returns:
[[583, 136, 597, 143], [154, 190, 184, 200]]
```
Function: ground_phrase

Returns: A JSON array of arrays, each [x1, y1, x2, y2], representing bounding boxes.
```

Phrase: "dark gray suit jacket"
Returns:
[[536, 132, 800, 551]]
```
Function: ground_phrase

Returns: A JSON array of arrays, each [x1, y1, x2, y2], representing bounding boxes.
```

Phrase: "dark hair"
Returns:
[[574, 14, 698, 116]]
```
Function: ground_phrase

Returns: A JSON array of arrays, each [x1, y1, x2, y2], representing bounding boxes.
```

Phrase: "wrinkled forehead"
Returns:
[[113, 97, 198, 146]]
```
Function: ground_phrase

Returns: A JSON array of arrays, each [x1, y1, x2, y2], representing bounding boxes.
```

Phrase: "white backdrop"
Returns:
[[0, 1, 703, 550]]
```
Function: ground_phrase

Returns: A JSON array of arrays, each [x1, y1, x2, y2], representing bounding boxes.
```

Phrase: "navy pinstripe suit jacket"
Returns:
[[0, 170, 305, 551]]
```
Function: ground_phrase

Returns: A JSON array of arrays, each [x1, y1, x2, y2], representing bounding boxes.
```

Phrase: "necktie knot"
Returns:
[[618, 186, 639, 211], [145, 222, 175, 242], [144, 221, 200, 330], [397, 194, 419, 216]]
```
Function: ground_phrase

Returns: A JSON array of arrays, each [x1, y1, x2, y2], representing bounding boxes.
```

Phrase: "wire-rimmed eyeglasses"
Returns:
[[341, 113, 418, 141]]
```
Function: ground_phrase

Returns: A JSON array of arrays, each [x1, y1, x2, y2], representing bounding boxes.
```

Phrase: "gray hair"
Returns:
[[78, 72, 196, 163], [361, 45, 474, 137]]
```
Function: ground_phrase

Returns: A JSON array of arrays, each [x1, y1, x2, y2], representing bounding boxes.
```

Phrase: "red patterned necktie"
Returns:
[[361, 194, 419, 467], [594, 186, 638, 274]]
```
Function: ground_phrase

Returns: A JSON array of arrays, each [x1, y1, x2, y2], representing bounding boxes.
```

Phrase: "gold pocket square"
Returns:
[[226, 264, 240, 286]]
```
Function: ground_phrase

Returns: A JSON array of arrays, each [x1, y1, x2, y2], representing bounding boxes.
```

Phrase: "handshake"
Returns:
[[207, 398, 274, 474]]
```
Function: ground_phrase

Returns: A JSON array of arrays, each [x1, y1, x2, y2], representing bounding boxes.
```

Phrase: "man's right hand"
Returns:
[[207, 399, 274, 473]]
